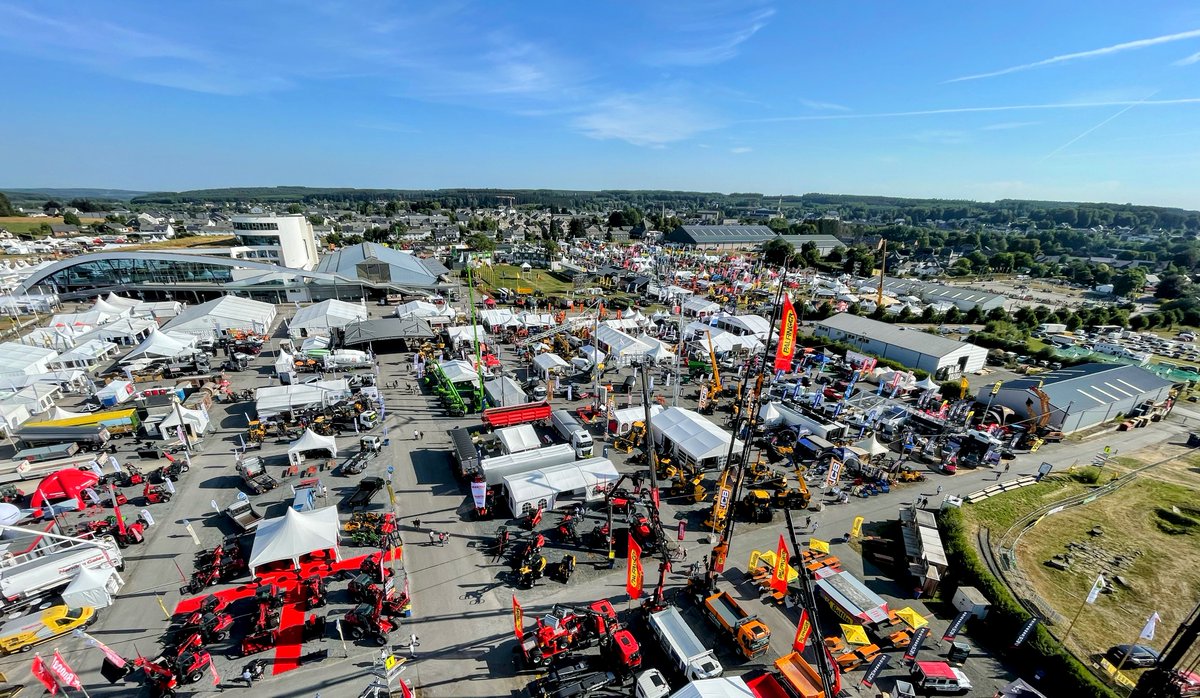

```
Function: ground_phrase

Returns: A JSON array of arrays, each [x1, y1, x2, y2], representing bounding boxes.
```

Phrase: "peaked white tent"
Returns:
[[854, 435, 890, 457], [122, 330, 197, 363], [275, 350, 296, 383], [157, 404, 210, 438], [288, 428, 338, 465], [248, 506, 341, 571], [103, 293, 142, 310], [42, 405, 89, 421], [650, 406, 744, 469], [531, 352, 569, 380], [288, 299, 368, 339], [915, 376, 940, 391]]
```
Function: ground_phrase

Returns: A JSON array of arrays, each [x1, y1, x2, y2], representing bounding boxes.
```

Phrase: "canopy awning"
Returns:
[[249, 506, 341, 570], [287, 428, 338, 464]]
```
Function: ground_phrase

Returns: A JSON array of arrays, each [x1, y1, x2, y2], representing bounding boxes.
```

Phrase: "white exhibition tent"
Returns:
[[682, 297, 720, 316], [163, 296, 278, 336], [484, 376, 528, 408], [275, 350, 295, 379], [855, 435, 891, 457], [96, 380, 136, 406], [595, 325, 651, 365], [609, 404, 664, 435], [650, 406, 744, 468], [157, 405, 210, 439], [635, 334, 675, 363], [121, 330, 197, 363], [503, 457, 619, 515], [48, 339, 119, 370], [287, 428, 338, 465], [42, 405, 89, 421], [669, 678, 753, 698], [496, 424, 541, 455], [915, 376, 941, 391], [438, 359, 483, 386], [288, 299, 368, 338], [248, 506, 341, 570], [531, 352, 569, 379], [0, 503, 23, 526], [445, 325, 492, 347], [61, 565, 123, 609], [0, 343, 59, 376], [255, 380, 350, 419]]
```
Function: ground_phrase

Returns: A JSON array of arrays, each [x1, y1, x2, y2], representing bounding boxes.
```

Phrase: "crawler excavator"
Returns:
[[1021, 381, 1064, 448]]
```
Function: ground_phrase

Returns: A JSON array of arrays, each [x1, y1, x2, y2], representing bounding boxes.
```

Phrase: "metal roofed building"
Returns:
[[978, 362, 1173, 433], [775, 234, 846, 255], [314, 242, 448, 289], [880, 277, 1005, 312], [813, 313, 987, 377], [664, 225, 777, 249]]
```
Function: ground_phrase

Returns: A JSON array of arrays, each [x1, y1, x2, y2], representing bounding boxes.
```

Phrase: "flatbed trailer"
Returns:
[[813, 567, 890, 625], [482, 401, 552, 429]]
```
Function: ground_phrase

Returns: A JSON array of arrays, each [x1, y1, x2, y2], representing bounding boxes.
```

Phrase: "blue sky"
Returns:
[[2, 1, 1199, 209]]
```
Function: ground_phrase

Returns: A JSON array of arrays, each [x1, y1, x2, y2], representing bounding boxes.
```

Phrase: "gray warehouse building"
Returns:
[[813, 313, 988, 377], [978, 363, 1173, 433]]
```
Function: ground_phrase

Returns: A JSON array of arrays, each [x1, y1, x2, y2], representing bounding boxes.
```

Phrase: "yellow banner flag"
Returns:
[[809, 538, 830, 554], [850, 516, 864, 539]]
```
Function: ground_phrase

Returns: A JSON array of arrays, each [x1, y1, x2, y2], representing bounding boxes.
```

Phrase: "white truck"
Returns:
[[551, 409, 594, 459], [0, 534, 123, 615], [648, 607, 724, 682], [1038, 322, 1067, 334]]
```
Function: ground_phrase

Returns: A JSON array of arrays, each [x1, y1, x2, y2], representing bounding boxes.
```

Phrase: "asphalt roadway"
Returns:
[[1, 343, 1194, 698]]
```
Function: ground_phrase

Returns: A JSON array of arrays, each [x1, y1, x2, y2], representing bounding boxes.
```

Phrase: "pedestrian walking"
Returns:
[[241, 668, 253, 687], [409, 633, 420, 658], [413, 518, 421, 529], [413, 429, 419, 440], [428, 530, 437, 546], [935, 485, 943, 495]]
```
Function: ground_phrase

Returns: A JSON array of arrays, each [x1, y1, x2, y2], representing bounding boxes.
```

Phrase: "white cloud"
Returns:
[[980, 121, 1040, 131], [754, 97, 1200, 123], [909, 130, 969, 145], [798, 99, 850, 112], [650, 4, 775, 66], [946, 28, 1200, 82], [573, 93, 722, 146], [1176, 51, 1200, 66], [730, 146, 753, 154]]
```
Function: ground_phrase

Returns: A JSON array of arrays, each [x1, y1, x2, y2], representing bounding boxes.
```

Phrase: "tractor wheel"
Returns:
[[348, 625, 365, 640], [188, 670, 204, 684], [369, 632, 388, 646]]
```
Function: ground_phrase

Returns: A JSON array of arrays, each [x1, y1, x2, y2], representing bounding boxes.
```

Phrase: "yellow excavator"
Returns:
[[246, 420, 266, 443], [660, 458, 707, 503], [614, 421, 646, 453]]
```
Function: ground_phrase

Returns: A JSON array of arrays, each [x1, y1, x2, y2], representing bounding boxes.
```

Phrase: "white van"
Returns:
[[911, 661, 972, 695]]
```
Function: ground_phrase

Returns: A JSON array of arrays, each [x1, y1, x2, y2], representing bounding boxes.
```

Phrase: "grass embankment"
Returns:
[[0, 216, 105, 234]]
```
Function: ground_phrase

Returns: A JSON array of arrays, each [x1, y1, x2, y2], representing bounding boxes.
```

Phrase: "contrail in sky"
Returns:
[[751, 98, 1200, 123], [945, 28, 1200, 82], [1040, 92, 1158, 162]]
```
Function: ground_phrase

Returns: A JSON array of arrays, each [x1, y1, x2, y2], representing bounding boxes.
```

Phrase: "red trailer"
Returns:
[[482, 401, 553, 429]]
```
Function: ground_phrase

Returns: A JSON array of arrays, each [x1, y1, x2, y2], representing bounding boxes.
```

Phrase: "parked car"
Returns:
[[1106, 644, 1159, 668]]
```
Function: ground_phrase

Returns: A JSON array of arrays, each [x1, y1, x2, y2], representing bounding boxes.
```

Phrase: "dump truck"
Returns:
[[702, 591, 772, 659], [772, 651, 830, 698], [0, 535, 123, 616], [224, 499, 263, 532], [235, 457, 279, 495], [0, 605, 97, 655], [648, 607, 723, 681]]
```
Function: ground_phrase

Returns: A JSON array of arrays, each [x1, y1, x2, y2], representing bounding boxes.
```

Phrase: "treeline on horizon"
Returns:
[[127, 187, 1200, 230]]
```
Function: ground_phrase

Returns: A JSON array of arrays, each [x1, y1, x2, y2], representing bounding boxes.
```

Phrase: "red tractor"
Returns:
[[136, 633, 213, 696], [143, 481, 172, 505], [342, 598, 398, 647], [240, 585, 283, 656], [300, 574, 327, 609]]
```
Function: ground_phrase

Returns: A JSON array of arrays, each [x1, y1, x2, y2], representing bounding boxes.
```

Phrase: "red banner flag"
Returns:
[[511, 595, 524, 642], [31, 656, 59, 695], [626, 534, 643, 599], [49, 652, 82, 690], [76, 629, 127, 668], [770, 534, 790, 596], [793, 609, 813, 652], [774, 294, 798, 372]]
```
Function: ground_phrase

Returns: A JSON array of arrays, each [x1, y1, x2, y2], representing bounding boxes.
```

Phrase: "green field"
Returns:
[[473, 264, 575, 295], [0, 216, 104, 234]]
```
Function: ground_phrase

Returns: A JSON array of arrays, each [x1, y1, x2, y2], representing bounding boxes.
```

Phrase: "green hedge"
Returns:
[[938, 507, 1119, 698]]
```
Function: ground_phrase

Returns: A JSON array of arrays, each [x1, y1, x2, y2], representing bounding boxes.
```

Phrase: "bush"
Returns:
[[1154, 507, 1200, 535], [938, 507, 1119, 698], [1071, 467, 1103, 485]]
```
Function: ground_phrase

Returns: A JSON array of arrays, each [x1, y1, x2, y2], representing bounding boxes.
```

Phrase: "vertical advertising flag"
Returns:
[[1012, 618, 1039, 648], [824, 458, 843, 489], [31, 656, 58, 695], [904, 626, 930, 659], [942, 611, 971, 642], [1140, 611, 1162, 641], [1085, 574, 1106, 604], [49, 651, 82, 689], [511, 595, 524, 642], [770, 535, 790, 595], [850, 516, 864, 539], [792, 609, 812, 652], [626, 534, 643, 599], [74, 629, 126, 668], [773, 294, 798, 372], [860, 654, 890, 687]]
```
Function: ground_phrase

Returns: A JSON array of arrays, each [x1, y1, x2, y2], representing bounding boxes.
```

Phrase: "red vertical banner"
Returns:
[[773, 294, 798, 372], [31, 656, 59, 695], [49, 652, 82, 689], [511, 595, 524, 642], [626, 534, 643, 599], [793, 609, 812, 652], [770, 534, 790, 595]]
